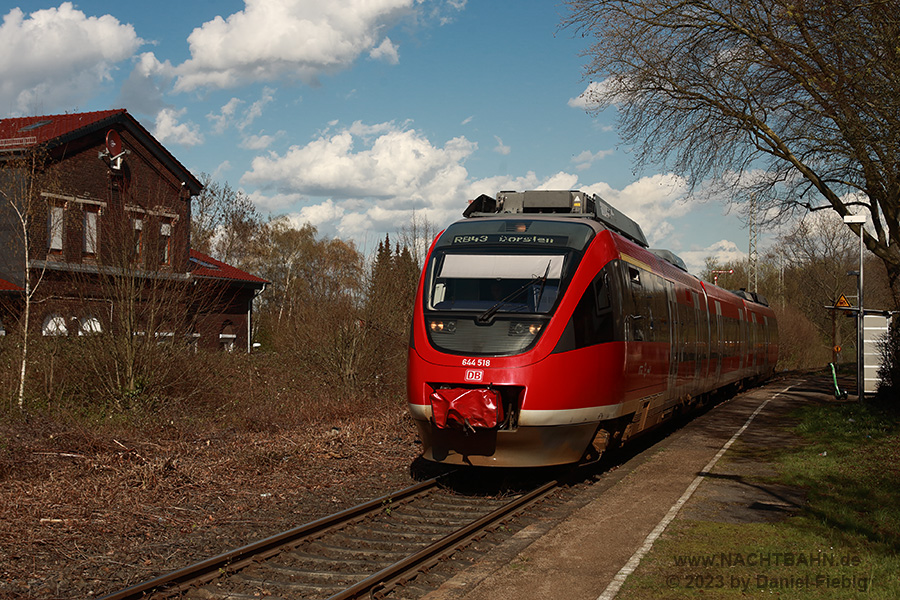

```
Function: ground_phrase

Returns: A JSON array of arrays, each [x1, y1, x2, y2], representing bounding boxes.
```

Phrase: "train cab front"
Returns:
[[407, 208, 608, 467]]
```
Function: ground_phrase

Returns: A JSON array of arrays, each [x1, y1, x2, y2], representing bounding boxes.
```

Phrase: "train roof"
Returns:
[[463, 190, 649, 248], [460, 190, 772, 309]]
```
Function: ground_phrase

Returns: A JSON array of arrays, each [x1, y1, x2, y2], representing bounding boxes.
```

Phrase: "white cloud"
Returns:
[[492, 135, 510, 155], [117, 52, 175, 117], [207, 87, 275, 135], [536, 172, 580, 191], [0, 3, 142, 114], [581, 173, 691, 246], [369, 37, 400, 64], [173, 0, 416, 91], [239, 124, 700, 262], [248, 190, 305, 213], [153, 107, 204, 146], [240, 87, 275, 131], [207, 97, 244, 134], [212, 160, 232, 180], [289, 199, 347, 230], [242, 121, 476, 203], [240, 133, 276, 150], [569, 77, 634, 112], [568, 81, 606, 110], [679, 240, 746, 276], [242, 121, 486, 239], [572, 148, 614, 171]]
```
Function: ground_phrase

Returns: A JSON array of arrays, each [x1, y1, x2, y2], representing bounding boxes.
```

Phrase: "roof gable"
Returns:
[[0, 109, 202, 195]]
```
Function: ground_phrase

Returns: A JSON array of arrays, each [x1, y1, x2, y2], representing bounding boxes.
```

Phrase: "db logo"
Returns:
[[464, 369, 484, 382]]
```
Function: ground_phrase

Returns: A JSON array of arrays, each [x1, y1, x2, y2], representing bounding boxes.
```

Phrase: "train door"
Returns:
[[666, 281, 678, 394], [714, 301, 723, 382], [750, 312, 758, 368], [696, 290, 710, 384], [691, 292, 702, 385]]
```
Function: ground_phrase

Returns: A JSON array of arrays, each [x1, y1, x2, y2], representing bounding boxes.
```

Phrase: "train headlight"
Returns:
[[509, 322, 543, 336], [429, 319, 457, 334]]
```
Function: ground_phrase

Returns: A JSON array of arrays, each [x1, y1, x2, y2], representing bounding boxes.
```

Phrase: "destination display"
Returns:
[[450, 233, 568, 246]]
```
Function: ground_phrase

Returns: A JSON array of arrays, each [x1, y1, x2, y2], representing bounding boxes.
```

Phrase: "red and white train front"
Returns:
[[406, 190, 777, 467]]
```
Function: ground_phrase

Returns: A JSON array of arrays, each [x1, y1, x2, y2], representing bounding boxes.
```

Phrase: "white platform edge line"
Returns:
[[596, 384, 795, 600]]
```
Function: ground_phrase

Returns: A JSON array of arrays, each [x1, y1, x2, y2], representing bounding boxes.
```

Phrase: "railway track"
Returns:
[[98, 474, 561, 600]]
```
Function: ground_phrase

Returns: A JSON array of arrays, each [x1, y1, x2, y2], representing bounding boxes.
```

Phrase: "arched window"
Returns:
[[79, 316, 102, 335], [42, 314, 67, 336]]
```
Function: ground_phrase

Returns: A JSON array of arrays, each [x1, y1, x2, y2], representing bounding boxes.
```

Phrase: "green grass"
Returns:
[[616, 399, 900, 599]]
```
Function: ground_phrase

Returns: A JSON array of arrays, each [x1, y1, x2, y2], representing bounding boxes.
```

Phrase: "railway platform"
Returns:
[[422, 373, 831, 600]]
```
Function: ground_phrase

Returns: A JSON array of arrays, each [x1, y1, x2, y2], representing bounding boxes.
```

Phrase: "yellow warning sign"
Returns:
[[835, 294, 852, 308]]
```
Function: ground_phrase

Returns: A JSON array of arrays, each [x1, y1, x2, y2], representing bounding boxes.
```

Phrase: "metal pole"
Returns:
[[845, 214, 866, 400], [858, 226, 864, 400]]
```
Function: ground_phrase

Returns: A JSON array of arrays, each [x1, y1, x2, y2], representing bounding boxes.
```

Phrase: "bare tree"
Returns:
[[0, 147, 57, 408], [564, 0, 900, 306], [191, 174, 261, 268], [251, 217, 368, 387], [397, 210, 439, 271]]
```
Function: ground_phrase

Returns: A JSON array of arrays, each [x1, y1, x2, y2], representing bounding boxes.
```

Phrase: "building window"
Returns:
[[41, 314, 67, 336], [83, 209, 99, 255], [131, 217, 143, 262], [78, 316, 102, 335], [159, 221, 172, 265], [48, 204, 64, 251]]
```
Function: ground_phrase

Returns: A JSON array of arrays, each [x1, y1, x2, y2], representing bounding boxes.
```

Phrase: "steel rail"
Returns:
[[326, 478, 560, 600], [97, 478, 439, 600]]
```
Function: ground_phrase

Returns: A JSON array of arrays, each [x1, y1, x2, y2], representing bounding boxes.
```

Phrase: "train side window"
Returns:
[[629, 266, 641, 286], [593, 273, 611, 314]]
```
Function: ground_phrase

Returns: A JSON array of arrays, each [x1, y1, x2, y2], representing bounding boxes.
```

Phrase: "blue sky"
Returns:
[[1, 0, 756, 275]]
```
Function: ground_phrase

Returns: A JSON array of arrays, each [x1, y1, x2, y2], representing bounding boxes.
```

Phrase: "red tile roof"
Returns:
[[189, 250, 268, 286], [0, 109, 126, 150], [0, 278, 23, 292], [0, 109, 202, 195]]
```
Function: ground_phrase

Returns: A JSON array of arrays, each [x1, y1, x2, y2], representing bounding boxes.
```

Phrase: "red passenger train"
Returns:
[[407, 190, 778, 467]]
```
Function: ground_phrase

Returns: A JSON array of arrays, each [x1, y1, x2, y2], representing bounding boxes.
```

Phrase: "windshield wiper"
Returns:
[[476, 261, 552, 324]]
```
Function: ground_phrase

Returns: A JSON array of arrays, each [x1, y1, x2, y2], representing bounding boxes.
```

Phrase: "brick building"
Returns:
[[0, 109, 266, 351]]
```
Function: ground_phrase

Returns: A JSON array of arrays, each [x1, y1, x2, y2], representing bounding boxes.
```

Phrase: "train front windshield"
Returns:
[[423, 219, 595, 356]]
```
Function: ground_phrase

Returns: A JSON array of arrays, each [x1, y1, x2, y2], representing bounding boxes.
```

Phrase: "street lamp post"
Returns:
[[844, 214, 866, 400]]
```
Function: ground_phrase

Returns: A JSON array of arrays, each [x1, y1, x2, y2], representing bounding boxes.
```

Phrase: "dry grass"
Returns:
[[0, 350, 420, 599]]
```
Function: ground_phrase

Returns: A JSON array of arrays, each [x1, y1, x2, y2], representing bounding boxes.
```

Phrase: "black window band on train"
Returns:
[[553, 261, 624, 353]]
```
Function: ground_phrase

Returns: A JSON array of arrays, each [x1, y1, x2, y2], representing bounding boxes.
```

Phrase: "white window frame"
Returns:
[[160, 221, 172, 265], [132, 217, 143, 261], [83, 209, 99, 254], [48, 204, 64, 251]]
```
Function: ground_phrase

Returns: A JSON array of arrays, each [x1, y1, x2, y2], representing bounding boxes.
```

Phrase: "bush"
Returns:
[[772, 303, 831, 370]]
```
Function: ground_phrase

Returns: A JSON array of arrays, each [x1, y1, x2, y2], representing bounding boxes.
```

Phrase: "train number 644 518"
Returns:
[[462, 358, 491, 367]]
